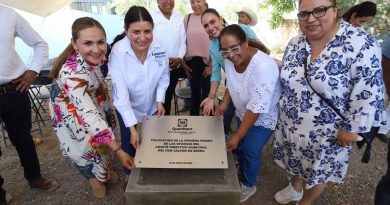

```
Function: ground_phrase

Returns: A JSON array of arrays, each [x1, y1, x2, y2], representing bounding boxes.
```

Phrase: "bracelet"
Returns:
[[208, 93, 216, 98], [112, 146, 121, 153]]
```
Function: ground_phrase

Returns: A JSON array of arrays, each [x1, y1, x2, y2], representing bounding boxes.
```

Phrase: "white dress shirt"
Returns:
[[108, 37, 170, 127], [150, 8, 186, 59], [225, 51, 281, 129], [0, 5, 48, 85]]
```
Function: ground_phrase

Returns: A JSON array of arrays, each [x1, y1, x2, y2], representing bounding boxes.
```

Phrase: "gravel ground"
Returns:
[[1, 86, 388, 205], [1, 118, 387, 205]]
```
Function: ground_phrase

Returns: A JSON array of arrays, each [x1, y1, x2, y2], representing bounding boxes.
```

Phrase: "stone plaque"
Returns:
[[134, 116, 227, 168]]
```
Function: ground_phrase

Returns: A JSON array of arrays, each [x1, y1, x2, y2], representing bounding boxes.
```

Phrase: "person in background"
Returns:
[[200, 8, 269, 135], [216, 24, 280, 202], [273, 0, 385, 204], [183, 0, 211, 116], [49, 17, 135, 198], [375, 32, 390, 205], [0, 5, 59, 204], [342, 1, 376, 28], [151, 0, 186, 115], [236, 7, 258, 27], [108, 6, 169, 186]]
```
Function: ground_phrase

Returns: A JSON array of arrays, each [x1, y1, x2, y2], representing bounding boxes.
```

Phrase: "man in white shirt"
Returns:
[[0, 5, 59, 204], [151, 0, 186, 115]]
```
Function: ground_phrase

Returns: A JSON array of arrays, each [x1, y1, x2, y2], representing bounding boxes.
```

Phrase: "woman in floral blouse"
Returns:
[[273, 0, 385, 204], [49, 17, 135, 198]]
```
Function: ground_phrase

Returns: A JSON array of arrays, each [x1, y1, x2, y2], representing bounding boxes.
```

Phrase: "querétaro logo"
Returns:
[[178, 119, 187, 127]]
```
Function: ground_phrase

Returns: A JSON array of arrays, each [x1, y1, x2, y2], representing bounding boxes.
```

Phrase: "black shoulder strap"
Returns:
[[185, 14, 191, 31], [303, 56, 346, 121]]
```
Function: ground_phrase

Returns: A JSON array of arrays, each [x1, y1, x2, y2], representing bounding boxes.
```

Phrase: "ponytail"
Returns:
[[50, 44, 75, 79], [248, 40, 270, 55]]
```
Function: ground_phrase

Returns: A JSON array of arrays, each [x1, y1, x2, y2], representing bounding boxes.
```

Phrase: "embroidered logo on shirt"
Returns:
[[152, 51, 166, 67]]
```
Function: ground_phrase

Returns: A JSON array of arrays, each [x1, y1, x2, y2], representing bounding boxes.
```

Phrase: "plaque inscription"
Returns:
[[134, 116, 228, 168]]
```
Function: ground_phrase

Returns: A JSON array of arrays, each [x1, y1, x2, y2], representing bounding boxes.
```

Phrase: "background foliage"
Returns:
[[260, 0, 390, 40]]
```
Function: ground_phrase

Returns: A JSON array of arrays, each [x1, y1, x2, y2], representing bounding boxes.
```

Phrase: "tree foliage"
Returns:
[[260, 0, 390, 39], [260, 0, 296, 29]]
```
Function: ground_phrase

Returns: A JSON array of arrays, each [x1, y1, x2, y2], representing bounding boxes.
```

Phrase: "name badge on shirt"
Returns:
[[152, 51, 166, 68]]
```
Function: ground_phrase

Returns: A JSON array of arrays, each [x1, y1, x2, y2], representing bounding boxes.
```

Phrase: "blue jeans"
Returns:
[[116, 110, 136, 175], [236, 117, 273, 187]]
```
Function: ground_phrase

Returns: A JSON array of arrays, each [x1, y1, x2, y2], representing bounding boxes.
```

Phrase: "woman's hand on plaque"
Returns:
[[129, 126, 140, 149], [156, 102, 165, 117], [117, 149, 136, 170], [201, 97, 215, 116]]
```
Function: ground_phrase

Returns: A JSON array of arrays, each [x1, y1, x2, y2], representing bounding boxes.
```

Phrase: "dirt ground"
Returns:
[[0, 94, 388, 205]]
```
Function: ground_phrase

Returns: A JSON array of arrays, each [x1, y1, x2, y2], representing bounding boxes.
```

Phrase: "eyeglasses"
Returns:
[[297, 5, 335, 21], [220, 44, 241, 58]]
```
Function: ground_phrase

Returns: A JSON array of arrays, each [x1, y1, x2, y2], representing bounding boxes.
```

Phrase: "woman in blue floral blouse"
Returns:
[[272, 0, 386, 204]]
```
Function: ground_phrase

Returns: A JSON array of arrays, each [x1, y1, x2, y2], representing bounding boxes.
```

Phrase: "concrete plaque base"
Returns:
[[125, 152, 240, 205]]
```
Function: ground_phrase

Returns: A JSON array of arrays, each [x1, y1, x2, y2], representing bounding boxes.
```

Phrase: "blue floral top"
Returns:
[[273, 20, 385, 188], [280, 20, 385, 133]]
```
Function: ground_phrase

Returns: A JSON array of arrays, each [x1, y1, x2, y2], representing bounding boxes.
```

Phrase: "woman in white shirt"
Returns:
[[215, 24, 281, 203], [108, 6, 170, 179]]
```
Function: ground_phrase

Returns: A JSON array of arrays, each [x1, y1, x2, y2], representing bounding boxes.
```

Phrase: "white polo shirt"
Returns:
[[108, 37, 170, 127], [150, 8, 186, 59], [0, 5, 48, 85]]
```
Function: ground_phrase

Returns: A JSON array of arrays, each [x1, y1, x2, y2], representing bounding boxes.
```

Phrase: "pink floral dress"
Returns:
[[49, 52, 117, 182]]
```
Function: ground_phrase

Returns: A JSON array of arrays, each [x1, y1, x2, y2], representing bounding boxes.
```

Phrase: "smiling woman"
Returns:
[[273, 0, 385, 204], [49, 17, 135, 199], [216, 24, 281, 203], [108, 6, 170, 187]]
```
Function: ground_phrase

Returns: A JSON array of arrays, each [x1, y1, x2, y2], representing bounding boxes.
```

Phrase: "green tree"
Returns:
[[260, 0, 390, 39]]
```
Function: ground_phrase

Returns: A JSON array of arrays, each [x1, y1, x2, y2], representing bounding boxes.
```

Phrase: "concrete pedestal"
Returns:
[[125, 152, 240, 205]]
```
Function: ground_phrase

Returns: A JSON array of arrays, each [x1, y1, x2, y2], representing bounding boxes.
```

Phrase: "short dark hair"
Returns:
[[342, 1, 377, 21]]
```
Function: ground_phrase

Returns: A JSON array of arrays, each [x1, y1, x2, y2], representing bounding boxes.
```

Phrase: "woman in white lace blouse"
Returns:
[[215, 24, 281, 202]]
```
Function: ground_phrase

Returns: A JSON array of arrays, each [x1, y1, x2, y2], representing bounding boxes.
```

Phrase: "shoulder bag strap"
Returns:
[[303, 56, 346, 121]]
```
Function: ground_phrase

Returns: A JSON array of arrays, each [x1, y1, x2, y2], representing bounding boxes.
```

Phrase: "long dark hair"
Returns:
[[342, 1, 377, 22], [51, 17, 106, 79], [110, 6, 154, 47]]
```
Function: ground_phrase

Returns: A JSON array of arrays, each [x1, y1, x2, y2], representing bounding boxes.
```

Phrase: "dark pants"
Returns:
[[0, 149, 5, 201], [375, 140, 390, 205], [0, 91, 42, 201], [116, 110, 135, 175], [186, 57, 210, 116], [164, 68, 185, 115], [223, 101, 236, 135]]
